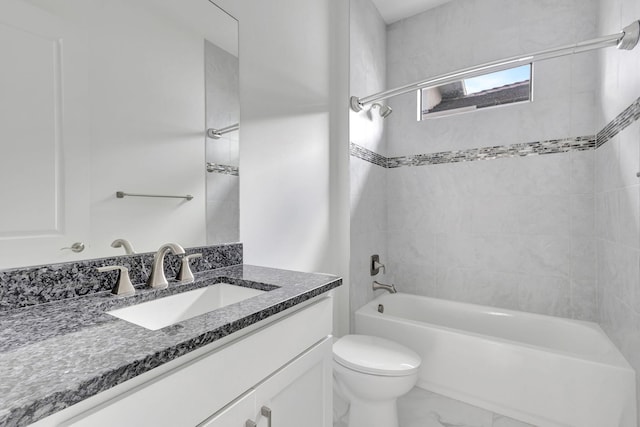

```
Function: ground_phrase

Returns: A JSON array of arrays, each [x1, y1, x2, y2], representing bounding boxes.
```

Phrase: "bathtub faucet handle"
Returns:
[[370, 254, 386, 275], [373, 280, 397, 294]]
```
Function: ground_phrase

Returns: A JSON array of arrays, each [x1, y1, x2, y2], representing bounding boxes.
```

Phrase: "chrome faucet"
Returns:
[[146, 243, 185, 289], [372, 280, 397, 294], [111, 238, 136, 255]]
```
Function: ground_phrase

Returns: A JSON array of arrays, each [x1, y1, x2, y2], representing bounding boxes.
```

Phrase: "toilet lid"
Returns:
[[333, 335, 421, 376]]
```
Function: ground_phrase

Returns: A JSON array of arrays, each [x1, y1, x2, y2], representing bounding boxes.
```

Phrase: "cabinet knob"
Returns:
[[245, 406, 271, 427]]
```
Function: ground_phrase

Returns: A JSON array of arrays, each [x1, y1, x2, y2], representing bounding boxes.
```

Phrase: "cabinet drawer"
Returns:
[[200, 337, 332, 427], [198, 390, 256, 427], [62, 297, 332, 427]]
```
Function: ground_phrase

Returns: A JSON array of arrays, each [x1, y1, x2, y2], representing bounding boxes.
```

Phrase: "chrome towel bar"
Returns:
[[207, 123, 239, 139], [116, 191, 193, 201]]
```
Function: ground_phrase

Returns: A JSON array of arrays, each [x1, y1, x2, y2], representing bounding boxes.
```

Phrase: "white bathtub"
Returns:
[[355, 293, 636, 427]]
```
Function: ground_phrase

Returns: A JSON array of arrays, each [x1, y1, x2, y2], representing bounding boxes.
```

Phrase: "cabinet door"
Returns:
[[252, 338, 333, 427], [199, 390, 256, 427], [0, 0, 90, 268]]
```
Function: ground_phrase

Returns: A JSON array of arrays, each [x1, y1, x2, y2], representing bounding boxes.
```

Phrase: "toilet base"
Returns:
[[332, 335, 421, 427], [348, 397, 399, 427]]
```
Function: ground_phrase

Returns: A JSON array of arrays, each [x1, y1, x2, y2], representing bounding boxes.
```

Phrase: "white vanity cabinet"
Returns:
[[251, 338, 331, 427], [200, 390, 256, 427], [37, 297, 333, 427], [202, 337, 332, 427]]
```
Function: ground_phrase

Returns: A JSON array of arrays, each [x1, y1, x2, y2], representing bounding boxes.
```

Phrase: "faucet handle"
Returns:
[[176, 253, 202, 283], [370, 254, 385, 275], [97, 266, 136, 296]]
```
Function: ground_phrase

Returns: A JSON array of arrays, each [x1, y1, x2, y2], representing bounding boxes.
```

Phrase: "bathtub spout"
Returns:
[[373, 280, 397, 294]]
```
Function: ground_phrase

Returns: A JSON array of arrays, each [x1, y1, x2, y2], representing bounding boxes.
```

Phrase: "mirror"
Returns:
[[205, 38, 240, 245], [0, 0, 238, 269]]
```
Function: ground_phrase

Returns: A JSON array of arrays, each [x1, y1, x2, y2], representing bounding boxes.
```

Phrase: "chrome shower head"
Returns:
[[371, 103, 392, 118], [379, 104, 392, 118]]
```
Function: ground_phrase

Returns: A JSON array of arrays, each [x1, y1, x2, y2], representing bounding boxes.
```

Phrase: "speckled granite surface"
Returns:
[[0, 264, 341, 427], [0, 243, 243, 312]]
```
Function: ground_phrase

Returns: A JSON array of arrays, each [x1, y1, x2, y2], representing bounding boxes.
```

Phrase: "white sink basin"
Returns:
[[107, 283, 265, 330]]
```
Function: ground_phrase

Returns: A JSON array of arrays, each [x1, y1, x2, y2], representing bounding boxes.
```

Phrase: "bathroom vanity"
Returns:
[[0, 245, 341, 427]]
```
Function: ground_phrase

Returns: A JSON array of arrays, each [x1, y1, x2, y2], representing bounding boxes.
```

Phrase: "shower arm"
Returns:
[[350, 20, 640, 112]]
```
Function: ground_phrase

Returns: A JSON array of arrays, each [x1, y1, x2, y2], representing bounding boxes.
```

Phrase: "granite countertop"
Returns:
[[0, 264, 341, 427]]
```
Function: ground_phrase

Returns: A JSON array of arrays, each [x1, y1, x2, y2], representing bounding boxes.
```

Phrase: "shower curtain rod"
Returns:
[[350, 20, 640, 112]]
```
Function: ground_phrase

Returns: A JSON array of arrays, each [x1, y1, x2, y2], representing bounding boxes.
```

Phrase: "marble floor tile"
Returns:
[[492, 414, 538, 427], [397, 387, 493, 427], [334, 388, 349, 427], [334, 386, 538, 427]]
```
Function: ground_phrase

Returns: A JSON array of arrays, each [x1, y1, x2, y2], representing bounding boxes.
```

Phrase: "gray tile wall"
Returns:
[[349, 0, 640, 330], [349, 0, 388, 330], [351, 96, 638, 322], [348, 0, 640, 421], [596, 0, 640, 422], [384, 149, 596, 319], [380, 0, 599, 320], [385, 0, 599, 156]]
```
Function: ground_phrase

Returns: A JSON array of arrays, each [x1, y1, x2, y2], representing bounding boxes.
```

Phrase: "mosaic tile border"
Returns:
[[351, 96, 640, 168], [596, 96, 640, 147], [206, 163, 239, 176], [349, 142, 388, 167], [351, 136, 595, 169], [387, 136, 595, 168], [349, 97, 640, 169]]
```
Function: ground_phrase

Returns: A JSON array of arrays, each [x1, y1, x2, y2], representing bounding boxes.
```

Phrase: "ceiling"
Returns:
[[371, 0, 455, 24]]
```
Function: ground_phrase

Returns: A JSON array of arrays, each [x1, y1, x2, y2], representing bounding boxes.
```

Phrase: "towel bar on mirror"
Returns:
[[116, 191, 193, 201], [207, 123, 239, 139]]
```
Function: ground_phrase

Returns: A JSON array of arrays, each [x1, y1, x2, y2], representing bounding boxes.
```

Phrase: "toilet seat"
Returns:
[[333, 335, 421, 376]]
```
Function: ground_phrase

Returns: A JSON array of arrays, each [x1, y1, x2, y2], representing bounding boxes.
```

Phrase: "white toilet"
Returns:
[[333, 334, 421, 427]]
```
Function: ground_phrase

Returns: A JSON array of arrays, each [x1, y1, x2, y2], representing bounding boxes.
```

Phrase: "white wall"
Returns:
[[233, 0, 350, 335], [381, 0, 599, 319], [349, 0, 389, 327], [595, 0, 640, 422]]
